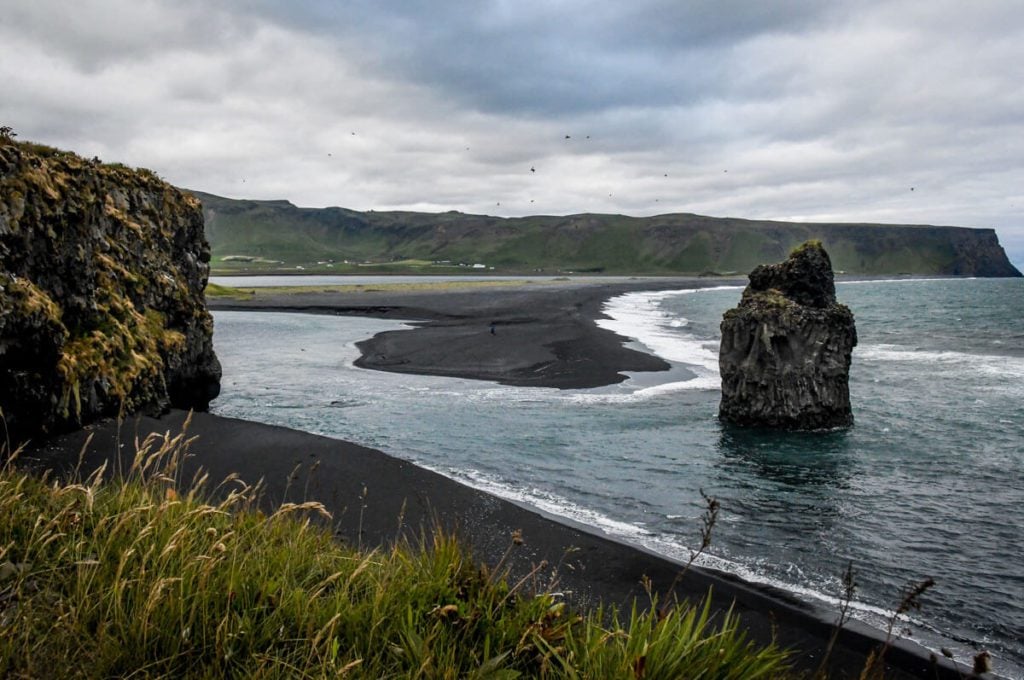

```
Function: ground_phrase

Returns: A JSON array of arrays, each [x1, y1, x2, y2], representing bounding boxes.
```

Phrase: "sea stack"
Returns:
[[0, 134, 221, 445], [718, 241, 856, 429]]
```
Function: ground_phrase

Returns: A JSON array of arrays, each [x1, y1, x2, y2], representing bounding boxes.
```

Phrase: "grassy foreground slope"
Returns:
[[0, 430, 792, 679], [194, 191, 1021, 277]]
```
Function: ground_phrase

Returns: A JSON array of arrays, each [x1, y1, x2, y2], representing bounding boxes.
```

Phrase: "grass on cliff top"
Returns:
[[0, 425, 793, 679], [2, 133, 163, 180]]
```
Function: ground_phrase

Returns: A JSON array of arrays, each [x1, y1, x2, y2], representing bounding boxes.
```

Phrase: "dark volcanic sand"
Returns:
[[26, 411, 965, 679], [208, 278, 732, 388]]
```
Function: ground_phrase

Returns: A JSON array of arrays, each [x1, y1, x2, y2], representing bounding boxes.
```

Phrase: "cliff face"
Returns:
[[719, 241, 857, 430], [0, 136, 221, 444], [943, 227, 1020, 277]]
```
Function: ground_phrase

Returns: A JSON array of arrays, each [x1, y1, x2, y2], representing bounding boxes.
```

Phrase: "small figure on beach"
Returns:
[[489, 323, 496, 335]]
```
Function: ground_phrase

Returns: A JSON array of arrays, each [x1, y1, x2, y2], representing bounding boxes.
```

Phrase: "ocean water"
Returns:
[[209, 277, 1024, 677]]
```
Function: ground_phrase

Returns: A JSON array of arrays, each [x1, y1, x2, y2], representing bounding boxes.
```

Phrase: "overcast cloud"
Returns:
[[1, 0, 1021, 264]]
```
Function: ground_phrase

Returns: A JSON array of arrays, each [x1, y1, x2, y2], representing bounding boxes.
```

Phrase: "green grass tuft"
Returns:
[[0, 425, 794, 678], [789, 239, 825, 257], [204, 282, 256, 299]]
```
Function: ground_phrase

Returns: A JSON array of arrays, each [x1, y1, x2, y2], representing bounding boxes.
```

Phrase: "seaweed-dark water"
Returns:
[[211, 277, 1024, 676]]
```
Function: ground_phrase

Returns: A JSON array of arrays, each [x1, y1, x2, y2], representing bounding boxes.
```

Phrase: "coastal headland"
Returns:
[[192, 277, 970, 677], [195, 190, 1023, 279]]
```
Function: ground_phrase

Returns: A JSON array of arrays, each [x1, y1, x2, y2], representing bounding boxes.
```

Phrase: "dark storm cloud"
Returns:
[[249, 0, 838, 116]]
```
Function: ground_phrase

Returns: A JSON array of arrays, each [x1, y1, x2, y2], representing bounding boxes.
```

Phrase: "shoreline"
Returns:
[[25, 410, 967, 679], [207, 277, 742, 389]]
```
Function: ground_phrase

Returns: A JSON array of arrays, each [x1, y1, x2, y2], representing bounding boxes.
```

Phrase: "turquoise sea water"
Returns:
[[210, 278, 1024, 676]]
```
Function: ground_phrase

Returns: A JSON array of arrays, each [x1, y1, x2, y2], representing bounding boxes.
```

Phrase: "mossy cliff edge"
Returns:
[[0, 136, 221, 444]]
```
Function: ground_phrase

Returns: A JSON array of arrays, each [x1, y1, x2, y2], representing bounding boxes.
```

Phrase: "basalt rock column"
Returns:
[[718, 241, 856, 429]]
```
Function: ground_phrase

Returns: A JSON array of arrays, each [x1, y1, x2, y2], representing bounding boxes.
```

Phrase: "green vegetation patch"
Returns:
[[204, 282, 257, 300], [55, 289, 170, 419], [0, 429, 793, 679], [2, 276, 63, 325], [789, 239, 824, 257]]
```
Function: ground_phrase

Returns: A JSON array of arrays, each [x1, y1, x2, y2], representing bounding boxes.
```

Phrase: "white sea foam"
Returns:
[[565, 376, 722, 405], [858, 344, 1024, 380], [424, 466, 778, 595], [595, 287, 741, 391], [836, 276, 972, 286], [422, 464, 656, 540]]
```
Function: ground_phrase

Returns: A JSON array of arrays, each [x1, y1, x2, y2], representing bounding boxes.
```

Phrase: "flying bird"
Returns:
[[530, 166, 535, 173], [565, 135, 571, 139]]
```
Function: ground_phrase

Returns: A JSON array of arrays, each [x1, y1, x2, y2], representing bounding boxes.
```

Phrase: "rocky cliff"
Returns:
[[719, 241, 857, 430], [0, 134, 221, 445]]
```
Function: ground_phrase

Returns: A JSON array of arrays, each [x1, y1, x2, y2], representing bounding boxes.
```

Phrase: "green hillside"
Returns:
[[192, 191, 1022, 277]]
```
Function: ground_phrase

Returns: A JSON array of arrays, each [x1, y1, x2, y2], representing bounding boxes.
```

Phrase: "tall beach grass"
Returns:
[[0, 422, 793, 678]]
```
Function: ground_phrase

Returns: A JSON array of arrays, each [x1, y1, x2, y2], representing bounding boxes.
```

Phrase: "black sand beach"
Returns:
[[208, 278, 733, 388], [27, 280, 969, 678]]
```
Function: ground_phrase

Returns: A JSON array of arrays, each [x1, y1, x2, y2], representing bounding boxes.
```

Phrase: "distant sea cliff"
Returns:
[[195, 191, 1021, 277]]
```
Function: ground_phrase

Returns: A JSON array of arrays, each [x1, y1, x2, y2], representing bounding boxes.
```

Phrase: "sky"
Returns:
[[2, 0, 1022, 265]]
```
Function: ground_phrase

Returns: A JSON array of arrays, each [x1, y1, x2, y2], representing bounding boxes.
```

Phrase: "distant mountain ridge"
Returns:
[[193, 191, 1022, 277]]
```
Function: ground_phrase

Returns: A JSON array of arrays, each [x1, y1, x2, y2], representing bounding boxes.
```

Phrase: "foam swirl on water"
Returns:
[[593, 286, 742, 393]]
